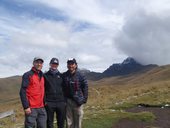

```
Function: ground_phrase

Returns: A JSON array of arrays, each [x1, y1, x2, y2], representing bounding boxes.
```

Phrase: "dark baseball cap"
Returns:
[[33, 57, 44, 63], [67, 58, 77, 64], [50, 58, 59, 64]]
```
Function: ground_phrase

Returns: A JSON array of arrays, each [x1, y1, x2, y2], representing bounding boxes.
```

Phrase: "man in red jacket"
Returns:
[[20, 57, 47, 128]]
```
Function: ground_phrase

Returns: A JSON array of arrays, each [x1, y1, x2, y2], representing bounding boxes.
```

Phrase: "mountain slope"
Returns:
[[90, 64, 170, 86], [103, 57, 157, 77], [85, 57, 158, 80], [0, 76, 21, 100]]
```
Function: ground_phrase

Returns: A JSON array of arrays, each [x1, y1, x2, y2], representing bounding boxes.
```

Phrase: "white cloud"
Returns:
[[1, 0, 170, 77], [32, 0, 124, 29], [141, 0, 170, 15], [78, 53, 101, 64], [10, 20, 71, 48]]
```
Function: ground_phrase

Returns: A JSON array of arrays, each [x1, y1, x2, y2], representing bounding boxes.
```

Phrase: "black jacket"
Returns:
[[44, 70, 65, 103], [62, 70, 88, 106]]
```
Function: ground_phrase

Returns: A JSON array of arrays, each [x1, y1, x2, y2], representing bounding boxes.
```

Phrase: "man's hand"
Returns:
[[24, 108, 31, 115]]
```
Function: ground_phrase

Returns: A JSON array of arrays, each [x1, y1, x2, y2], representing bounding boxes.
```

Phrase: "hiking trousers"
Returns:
[[25, 107, 47, 128], [45, 102, 66, 128], [66, 99, 84, 128]]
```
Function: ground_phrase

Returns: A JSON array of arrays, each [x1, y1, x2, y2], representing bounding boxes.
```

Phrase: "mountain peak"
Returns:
[[81, 57, 158, 80], [78, 68, 91, 74], [102, 57, 157, 77], [122, 57, 140, 65]]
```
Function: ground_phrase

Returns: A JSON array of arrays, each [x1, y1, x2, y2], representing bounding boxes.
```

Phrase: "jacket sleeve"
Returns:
[[43, 73, 47, 105], [19, 73, 30, 109], [80, 73, 88, 103]]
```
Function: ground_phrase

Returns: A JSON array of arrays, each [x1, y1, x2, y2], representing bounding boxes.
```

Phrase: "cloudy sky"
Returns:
[[0, 0, 170, 77]]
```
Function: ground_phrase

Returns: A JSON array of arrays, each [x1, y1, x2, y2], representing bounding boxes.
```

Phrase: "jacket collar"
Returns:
[[48, 69, 60, 75], [67, 69, 77, 76], [31, 67, 43, 78]]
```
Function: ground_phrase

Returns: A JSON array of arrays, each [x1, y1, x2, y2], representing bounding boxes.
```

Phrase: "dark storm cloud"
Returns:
[[115, 10, 170, 65]]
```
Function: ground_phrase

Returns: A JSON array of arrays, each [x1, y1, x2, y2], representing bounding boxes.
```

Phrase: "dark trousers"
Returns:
[[45, 102, 66, 128], [25, 107, 47, 128]]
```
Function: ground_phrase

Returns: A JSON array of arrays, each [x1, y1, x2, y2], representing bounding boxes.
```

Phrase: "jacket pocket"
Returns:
[[73, 91, 84, 106]]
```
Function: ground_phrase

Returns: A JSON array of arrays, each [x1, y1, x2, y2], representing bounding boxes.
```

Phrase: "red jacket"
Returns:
[[20, 67, 45, 109]]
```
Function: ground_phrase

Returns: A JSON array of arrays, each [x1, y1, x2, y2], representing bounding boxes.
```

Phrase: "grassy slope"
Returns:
[[0, 65, 170, 127], [84, 65, 170, 128], [0, 76, 21, 101]]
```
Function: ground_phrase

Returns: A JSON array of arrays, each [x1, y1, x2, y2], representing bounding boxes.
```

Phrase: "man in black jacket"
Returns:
[[62, 58, 88, 128], [44, 58, 66, 128]]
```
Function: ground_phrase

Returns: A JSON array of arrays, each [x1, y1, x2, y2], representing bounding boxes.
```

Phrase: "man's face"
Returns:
[[67, 62, 77, 73], [33, 60, 43, 71], [50, 63, 59, 70]]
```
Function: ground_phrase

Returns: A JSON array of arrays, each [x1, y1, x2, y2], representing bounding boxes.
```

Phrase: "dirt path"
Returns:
[[113, 107, 170, 128]]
